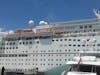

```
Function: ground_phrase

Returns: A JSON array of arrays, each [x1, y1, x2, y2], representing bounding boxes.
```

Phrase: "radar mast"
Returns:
[[93, 8, 100, 19]]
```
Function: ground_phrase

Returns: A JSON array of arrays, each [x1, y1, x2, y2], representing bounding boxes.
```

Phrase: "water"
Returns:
[[0, 71, 44, 75]]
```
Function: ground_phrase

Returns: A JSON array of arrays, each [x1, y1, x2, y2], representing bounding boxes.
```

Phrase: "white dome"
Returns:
[[39, 21, 48, 25], [9, 30, 14, 34], [28, 20, 34, 25]]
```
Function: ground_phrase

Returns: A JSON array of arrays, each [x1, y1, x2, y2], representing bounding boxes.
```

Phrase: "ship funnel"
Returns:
[[39, 21, 48, 25], [28, 20, 34, 29], [93, 8, 100, 19]]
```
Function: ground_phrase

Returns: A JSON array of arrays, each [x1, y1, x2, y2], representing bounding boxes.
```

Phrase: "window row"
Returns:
[[2, 38, 100, 45], [0, 58, 71, 62], [0, 43, 100, 50], [0, 63, 64, 67], [52, 39, 80, 42], [80, 25, 92, 29], [0, 54, 28, 57], [5, 36, 51, 41], [0, 47, 18, 50]]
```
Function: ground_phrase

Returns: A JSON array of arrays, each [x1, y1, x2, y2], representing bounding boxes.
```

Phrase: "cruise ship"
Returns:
[[0, 9, 100, 74]]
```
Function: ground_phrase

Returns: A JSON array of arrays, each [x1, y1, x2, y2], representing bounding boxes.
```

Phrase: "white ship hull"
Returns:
[[0, 18, 100, 74]]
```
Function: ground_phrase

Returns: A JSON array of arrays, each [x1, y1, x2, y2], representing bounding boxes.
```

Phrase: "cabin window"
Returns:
[[10, 42, 12, 45], [93, 29, 95, 32], [37, 41, 39, 44], [84, 25, 87, 28], [82, 44, 85, 47], [52, 40, 54, 42], [65, 59, 67, 61], [80, 26, 83, 29], [56, 64, 58, 66], [16, 47, 18, 49], [73, 44, 76, 46], [13, 42, 15, 45], [19, 42, 21, 44], [89, 25, 92, 28], [65, 44, 67, 46], [77, 39, 80, 41], [97, 44, 100, 46], [56, 59, 58, 61], [78, 45, 80, 47], [56, 39, 58, 41], [69, 39, 71, 41], [60, 39, 63, 41], [23, 42, 25, 44], [69, 44, 71, 46], [73, 39, 76, 41], [29, 41, 32, 44], [64, 39, 67, 41]]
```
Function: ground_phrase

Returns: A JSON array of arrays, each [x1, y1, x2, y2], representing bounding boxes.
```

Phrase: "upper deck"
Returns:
[[0, 18, 100, 40]]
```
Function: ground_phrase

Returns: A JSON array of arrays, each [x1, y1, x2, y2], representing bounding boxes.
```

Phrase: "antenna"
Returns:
[[28, 20, 34, 29], [93, 8, 100, 19]]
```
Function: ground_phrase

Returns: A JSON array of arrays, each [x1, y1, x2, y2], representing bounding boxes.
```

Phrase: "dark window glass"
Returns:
[[97, 44, 100, 46], [89, 25, 92, 28], [37, 41, 39, 44], [60, 39, 63, 41], [69, 39, 71, 41], [80, 26, 83, 29], [78, 39, 80, 41], [84, 26, 87, 28]]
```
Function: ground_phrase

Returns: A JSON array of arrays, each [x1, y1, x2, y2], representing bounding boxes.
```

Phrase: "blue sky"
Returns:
[[0, 0, 99, 31]]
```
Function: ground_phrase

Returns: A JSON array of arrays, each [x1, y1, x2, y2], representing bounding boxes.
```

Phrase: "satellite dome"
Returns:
[[9, 30, 14, 34], [28, 20, 34, 25], [28, 20, 34, 29], [39, 21, 48, 25]]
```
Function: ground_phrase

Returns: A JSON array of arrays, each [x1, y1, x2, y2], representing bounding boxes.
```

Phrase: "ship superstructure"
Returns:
[[0, 10, 100, 73], [0, 18, 100, 72]]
